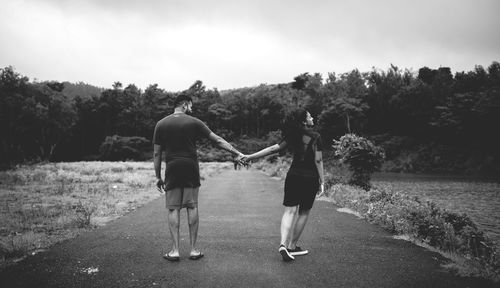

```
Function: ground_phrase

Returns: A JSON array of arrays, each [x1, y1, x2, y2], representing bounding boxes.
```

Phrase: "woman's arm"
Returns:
[[315, 151, 325, 194], [247, 142, 287, 162]]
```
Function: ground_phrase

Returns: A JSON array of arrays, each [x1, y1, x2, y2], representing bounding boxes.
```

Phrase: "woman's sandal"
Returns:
[[278, 245, 294, 261]]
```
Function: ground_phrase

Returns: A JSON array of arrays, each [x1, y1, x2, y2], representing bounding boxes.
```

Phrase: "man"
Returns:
[[153, 93, 244, 261]]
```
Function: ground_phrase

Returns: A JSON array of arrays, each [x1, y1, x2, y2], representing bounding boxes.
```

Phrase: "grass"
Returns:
[[253, 156, 500, 283], [0, 161, 231, 267]]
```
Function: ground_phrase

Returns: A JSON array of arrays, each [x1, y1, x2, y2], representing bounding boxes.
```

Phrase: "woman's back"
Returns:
[[288, 133, 319, 177]]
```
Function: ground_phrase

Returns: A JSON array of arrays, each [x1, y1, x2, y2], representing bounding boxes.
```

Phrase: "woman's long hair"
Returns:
[[281, 108, 314, 153]]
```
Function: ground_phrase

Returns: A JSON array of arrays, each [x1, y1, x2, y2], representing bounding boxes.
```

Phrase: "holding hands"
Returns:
[[234, 154, 251, 167], [233, 144, 280, 167]]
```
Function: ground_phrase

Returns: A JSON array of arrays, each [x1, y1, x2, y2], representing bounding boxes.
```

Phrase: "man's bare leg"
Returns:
[[167, 208, 180, 257], [187, 206, 200, 256]]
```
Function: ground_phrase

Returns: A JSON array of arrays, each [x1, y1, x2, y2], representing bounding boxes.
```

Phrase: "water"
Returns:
[[372, 173, 500, 246]]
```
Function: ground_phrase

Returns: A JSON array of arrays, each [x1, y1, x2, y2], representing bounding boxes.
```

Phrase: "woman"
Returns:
[[244, 109, 324, 261]]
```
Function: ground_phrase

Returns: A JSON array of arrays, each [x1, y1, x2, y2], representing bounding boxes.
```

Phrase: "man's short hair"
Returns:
[[174, 93, 193, 108]]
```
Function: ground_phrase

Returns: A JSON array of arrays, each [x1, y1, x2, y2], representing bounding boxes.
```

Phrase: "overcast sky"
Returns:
[[1, 0, 499, 91]]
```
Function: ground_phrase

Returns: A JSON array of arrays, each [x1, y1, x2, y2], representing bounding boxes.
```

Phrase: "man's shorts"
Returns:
[[165, 187, 199, 209]]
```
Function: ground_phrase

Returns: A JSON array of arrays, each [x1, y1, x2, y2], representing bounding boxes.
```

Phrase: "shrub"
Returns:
[[99, 135, 150, 161], [332, 134, 385, 190], [74, 201, 97, 228]]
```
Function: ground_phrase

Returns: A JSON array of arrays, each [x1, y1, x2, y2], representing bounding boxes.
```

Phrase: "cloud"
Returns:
[[1, 0, 499, 90]]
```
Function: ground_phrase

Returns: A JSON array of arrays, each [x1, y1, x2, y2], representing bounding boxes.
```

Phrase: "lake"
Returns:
[[372, 173, 500, 246]]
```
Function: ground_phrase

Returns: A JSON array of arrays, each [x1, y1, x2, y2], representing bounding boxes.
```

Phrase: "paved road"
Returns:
[[0, 170, 495, 287]]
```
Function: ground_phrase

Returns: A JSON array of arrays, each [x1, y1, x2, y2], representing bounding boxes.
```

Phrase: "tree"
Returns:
[[388, 79, 434, 136], [0, 67, 77, 163], [291, 72, 311, 90], [290, 72, 324, 111], [72, 95, 102, 158], [112, 81, 123, 90], [185, 80, 221, 123], [335, 70, 368, 133], [207, 103, 232, 130], [365, 65, 416, 134], [0, 66, 31, 164], [46, 81, 65, 92], [318, 70, 368, 143], [98, 86, 123, 136], [247, 85, 284, 137], [61, 81, 103, 101], [418, 66, 436, 85], [32, 83, 77, 160], [139, 84, 173, 138], [487, 61, 500, 86]]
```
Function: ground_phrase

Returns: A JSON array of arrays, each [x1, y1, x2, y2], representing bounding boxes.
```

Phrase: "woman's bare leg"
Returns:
[[280, 206, 298, 247], [288, 208, 310, 249]]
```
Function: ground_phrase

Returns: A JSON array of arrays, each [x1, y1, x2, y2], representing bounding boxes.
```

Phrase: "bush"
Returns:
[[99, 135, 151, 161], [74, 200, 97, 228], [333, 134, 385, 190]]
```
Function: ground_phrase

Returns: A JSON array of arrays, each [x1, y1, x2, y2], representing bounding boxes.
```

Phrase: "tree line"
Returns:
[[1, 62, 499, 172]]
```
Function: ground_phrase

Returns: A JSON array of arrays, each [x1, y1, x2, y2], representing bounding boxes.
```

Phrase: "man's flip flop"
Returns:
[[189, 252, 204, 260], [163, 253, 180, 261]]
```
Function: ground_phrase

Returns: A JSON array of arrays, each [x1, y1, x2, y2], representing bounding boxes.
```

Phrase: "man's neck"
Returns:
[[174, 107, 185, 114]]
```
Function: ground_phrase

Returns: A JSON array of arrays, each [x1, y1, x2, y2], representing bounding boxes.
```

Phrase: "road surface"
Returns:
[[0, 169, 494, 287]]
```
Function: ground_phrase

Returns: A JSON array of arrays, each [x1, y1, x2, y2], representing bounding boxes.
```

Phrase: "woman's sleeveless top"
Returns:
[[288, 134, 319, 178]]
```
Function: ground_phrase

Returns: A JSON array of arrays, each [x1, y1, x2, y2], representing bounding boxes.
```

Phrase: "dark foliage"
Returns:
[[99, 135, 150, 161], [1, 61, 499, 174]]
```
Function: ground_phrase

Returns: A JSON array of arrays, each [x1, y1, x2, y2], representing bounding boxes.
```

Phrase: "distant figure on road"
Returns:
[[244, 109, 324, 261], [153, 93, 244, 261], [233, 160, 242, 170]]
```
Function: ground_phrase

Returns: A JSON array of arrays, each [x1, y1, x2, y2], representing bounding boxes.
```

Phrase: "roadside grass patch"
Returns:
[[0, 161, 231, 268]]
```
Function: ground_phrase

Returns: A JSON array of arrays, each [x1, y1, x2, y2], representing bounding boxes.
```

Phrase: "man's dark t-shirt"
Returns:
[[153, 113, 212, 190]]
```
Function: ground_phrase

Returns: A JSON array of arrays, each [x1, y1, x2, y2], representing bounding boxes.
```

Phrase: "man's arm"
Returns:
[[207, 132, 243, 157], [207, 132, 243, 156], [153, 144, 164, 192]]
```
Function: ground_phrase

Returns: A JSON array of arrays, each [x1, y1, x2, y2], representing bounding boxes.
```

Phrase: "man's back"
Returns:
[[153, 113, 211, 161]]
